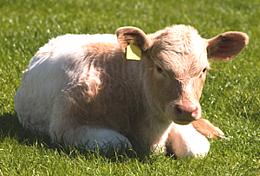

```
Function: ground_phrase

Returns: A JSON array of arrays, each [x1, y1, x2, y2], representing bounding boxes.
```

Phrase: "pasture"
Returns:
[[0, 0, 259, 175]]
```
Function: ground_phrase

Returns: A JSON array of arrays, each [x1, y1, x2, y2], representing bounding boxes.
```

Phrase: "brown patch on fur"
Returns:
[[79, 43, 122, 99], [64, 42, 145, 138]]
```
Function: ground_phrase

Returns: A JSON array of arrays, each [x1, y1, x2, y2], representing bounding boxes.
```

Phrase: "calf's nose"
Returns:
[[175, 101, 199, 119]]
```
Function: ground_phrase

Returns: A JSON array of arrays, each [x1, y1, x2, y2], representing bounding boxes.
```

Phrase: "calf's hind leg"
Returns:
[[50, 123, 132, 154], [49, 95, 132, 155]]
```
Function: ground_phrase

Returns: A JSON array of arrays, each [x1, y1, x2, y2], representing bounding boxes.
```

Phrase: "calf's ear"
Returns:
[[207, 31, 249, 60], [116, 26, 152, 51]]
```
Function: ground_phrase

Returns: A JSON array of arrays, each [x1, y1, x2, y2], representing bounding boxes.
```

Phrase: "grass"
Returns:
[[0, 0, 259, 175]]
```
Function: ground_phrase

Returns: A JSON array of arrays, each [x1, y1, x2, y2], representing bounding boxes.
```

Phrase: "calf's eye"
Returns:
[[199, 68, 207, 78], [156, 65, 163, 74]]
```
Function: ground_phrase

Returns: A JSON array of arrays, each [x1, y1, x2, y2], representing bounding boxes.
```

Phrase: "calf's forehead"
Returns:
[[151, 25, 209, 78]]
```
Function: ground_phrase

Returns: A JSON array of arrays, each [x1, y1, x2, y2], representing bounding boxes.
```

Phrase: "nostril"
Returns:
[[175, 105, 183, 114], [175, 104, 198, 115]]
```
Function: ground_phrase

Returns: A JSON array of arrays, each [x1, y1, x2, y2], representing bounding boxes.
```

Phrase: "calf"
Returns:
[[14, 25, 248, 158]]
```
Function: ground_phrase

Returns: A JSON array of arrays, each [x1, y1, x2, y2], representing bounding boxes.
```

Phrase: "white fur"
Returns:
[[153, 122, 210, 158], [170, 123, 210, 158], [59, 126, 132, 153], [15, 34, 116, 132]]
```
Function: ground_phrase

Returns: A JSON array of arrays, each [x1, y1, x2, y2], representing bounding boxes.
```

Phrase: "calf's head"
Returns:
[[116, 25, 248, 125]]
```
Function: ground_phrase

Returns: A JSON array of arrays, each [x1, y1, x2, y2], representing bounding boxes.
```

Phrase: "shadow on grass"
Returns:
[[0, 113, 52, 147], [0, 113, 144, 162]]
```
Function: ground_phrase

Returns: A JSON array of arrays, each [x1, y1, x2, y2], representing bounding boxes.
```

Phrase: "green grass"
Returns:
[[0, 0, 259, 175]]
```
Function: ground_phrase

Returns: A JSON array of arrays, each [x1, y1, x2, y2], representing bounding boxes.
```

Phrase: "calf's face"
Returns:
[[116, 25, 248, 125]]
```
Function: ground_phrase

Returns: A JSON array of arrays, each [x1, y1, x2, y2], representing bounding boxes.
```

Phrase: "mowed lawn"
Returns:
[[0, 0, 259, 175]]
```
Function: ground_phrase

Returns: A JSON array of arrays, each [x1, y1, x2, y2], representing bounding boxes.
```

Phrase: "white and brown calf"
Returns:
[[14, 25, 248, 158]]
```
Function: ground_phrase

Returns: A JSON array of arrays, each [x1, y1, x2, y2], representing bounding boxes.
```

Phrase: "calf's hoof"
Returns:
[[192, 119, 225, 139]]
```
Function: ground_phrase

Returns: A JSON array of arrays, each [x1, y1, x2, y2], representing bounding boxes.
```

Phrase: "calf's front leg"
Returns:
[[165, 123, 210, 158], [152, 122, 210, 158]]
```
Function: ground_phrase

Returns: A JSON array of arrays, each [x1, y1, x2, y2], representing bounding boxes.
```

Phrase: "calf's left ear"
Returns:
[[116, 26, 152, 51], [207, 32, 249, 60]]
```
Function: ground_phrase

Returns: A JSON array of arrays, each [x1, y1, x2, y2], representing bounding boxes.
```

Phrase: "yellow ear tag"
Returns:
[[126, 42, 142, 61]]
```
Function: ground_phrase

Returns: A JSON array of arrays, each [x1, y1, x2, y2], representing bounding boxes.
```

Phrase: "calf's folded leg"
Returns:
[[50, 123, 132, 154], [165, 123, 210, 158]]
